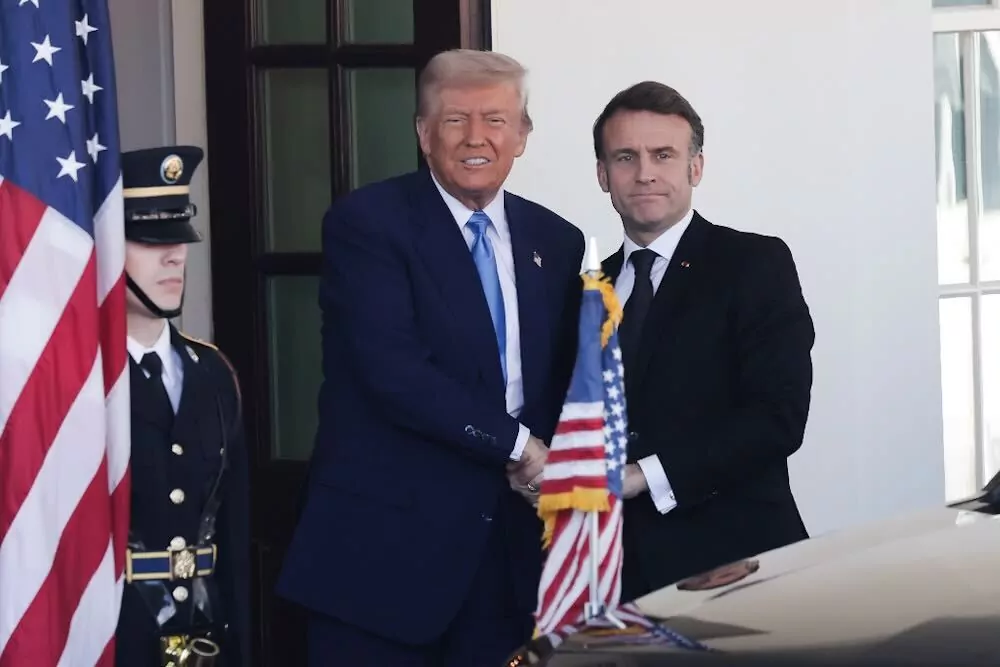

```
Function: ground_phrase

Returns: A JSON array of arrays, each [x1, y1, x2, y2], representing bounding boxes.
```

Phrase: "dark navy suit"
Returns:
[[277, 168, 585, 666]]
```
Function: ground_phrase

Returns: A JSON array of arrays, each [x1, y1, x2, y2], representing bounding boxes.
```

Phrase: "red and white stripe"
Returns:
[[0, 176, 130, 667], [535, 399, 624, 636], [540, 401, 611, 493]]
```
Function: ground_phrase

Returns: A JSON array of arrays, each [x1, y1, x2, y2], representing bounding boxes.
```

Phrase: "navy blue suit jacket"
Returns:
[[277, 168, 585, 645]]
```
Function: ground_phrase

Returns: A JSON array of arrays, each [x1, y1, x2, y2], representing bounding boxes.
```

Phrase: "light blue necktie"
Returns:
[[467, 211, 507, 382]]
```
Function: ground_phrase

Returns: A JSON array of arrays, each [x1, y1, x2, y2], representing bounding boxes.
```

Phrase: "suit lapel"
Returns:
[[411, 170, 505, 391], [601, 214, 711, 393], [506, 196, 548, 409], [170, 326, 217, 454], [601, 246, 625, 283], [631, 214, 710, 391]]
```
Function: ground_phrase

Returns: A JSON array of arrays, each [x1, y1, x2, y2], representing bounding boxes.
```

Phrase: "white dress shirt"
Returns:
[[127, 322, 183, 414], [614, 208, 694, 514], [430, 174, 531, 460]]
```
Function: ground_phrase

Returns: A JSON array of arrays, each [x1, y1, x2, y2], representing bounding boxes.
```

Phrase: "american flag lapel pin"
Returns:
[[533, 250, 542, 268], [186, 345, 199, 363], [680, 260, 691, 268]]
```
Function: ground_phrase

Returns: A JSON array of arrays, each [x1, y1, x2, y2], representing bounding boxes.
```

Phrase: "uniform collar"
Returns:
[[127, 321, 176, 382]]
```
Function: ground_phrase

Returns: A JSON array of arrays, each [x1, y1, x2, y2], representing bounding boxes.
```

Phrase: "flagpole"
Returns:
[[582, 237, 626, 630]]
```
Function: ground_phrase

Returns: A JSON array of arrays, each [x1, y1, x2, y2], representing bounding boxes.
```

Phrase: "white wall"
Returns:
[[108, 0, 214, 342], [170, 0, 213, 342], [135, 0, 948, 535], [493, 0, 946, 536]]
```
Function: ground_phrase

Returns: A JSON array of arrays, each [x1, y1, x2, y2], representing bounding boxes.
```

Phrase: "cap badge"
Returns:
[[160, 154, 184, 184]]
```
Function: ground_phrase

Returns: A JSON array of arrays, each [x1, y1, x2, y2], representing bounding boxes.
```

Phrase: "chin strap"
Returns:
[[126, 273, 183, 320]]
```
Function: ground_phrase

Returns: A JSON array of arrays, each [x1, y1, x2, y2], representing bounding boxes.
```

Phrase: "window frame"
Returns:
[[934, 0, 1000, 33], [933, 2, 1000, 494]]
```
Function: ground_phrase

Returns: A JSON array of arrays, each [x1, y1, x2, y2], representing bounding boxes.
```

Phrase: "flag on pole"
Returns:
[[534, 265, 628, 636], [0, 1, 130, 665]]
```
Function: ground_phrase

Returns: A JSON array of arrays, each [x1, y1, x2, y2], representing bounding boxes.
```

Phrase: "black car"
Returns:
[[506, 474, 1000, 666]]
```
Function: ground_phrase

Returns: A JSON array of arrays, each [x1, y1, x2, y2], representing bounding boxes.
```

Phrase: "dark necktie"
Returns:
[[140, 351, 175, 420], [618, 248, 658, 372]]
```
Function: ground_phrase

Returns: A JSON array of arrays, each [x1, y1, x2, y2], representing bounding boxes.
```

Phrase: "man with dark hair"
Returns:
[[593, 81, 815, 601]]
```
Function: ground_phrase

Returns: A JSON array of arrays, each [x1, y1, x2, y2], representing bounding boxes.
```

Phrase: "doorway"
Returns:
[[201, 1, 490, 663]]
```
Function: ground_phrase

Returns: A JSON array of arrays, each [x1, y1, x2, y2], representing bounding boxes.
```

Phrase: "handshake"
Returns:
[[506, 435, 548, 506]]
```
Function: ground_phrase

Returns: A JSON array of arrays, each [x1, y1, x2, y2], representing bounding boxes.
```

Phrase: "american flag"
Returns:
[[534, 271, 628, 636], [0, 1, 130, 666]]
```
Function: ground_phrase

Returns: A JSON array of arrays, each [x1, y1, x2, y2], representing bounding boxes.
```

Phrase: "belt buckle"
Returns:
[[161, 634, 188, 667], [169, 546, 198, 580], [161, 634, 221, 667]]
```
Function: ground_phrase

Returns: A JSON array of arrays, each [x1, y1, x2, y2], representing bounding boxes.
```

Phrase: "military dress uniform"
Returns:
[[116, 147, 250, 667]]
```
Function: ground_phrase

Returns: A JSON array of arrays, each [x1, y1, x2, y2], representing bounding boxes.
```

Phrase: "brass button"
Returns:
[[169, 536, 186, 550], [171, 443, 183, 455], [169, 489, 185, 504], [172, 586, 188, 602]]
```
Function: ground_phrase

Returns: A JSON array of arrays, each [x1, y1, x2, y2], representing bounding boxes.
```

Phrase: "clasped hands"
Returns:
[[506, 435, 547, 506], [507, 436, 650, 505]]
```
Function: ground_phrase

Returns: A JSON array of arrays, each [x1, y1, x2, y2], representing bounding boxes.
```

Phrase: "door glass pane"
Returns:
[[939, 296, 977, 501], [341, 0, 413, 44], [345, 68, 417, 188], [934, 33, 971, 286], [978, 33, 1000, 281], [267, 276, 321, 461], [257, 0, 326, 44], [981, 294, 1000, 483], [260, 69, 331, 252]]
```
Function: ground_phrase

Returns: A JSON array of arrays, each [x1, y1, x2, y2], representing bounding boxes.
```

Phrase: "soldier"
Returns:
[[117, 146, 250, 667]]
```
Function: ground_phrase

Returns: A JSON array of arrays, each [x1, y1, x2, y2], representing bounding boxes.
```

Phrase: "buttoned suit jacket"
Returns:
[[277, 167, 586, 644], [602, 212, 815, 601]]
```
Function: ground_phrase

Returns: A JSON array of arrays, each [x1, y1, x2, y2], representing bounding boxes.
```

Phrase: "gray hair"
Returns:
[[416, 49, 533, 132]]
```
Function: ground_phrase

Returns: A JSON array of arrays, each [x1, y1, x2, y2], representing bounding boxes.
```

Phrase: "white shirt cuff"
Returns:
[[637, 454, 678, 514], [510, 424, 530, 461]]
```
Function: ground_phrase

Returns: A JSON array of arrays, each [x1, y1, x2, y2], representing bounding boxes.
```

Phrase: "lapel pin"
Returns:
[[185, 345, 199, 363], [533, 251, 542, 268], [680, 260, 690, 268]]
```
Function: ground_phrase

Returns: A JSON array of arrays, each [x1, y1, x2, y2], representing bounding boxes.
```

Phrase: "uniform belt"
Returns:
[[126, 545, 217, 583]]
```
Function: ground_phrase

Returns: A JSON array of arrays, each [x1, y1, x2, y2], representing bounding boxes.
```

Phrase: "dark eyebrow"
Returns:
[[610, 146, 678, 157]]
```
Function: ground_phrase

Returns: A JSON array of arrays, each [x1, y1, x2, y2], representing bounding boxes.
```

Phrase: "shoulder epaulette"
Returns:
[[177, 329, 218, 351], [177, 330, 242, 404]]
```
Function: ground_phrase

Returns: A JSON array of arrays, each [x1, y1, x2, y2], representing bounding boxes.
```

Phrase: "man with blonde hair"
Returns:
[[277, 49, 586, 666]]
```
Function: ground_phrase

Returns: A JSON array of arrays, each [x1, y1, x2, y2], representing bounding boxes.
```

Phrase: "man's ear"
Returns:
[[514, 126, 528, 158], [415, 117, 431, 156], [597, 160, 610, 193], [689, 152, 704, 187]]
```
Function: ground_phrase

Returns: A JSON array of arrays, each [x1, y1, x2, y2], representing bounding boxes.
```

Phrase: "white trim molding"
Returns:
[[933, 4, 1000, 34]]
